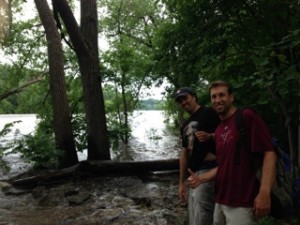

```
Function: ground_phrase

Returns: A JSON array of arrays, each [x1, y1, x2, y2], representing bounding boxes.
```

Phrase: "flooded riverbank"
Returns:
[[0, 169, 187, 225], [0, 111, 186, 225], [0, 111, 181, 177]]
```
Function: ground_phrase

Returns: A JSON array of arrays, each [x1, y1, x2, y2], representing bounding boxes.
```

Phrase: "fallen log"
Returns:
[[10, 164, 79, 188], [78, 158, 179, 175], [9, 159, 179, 188]]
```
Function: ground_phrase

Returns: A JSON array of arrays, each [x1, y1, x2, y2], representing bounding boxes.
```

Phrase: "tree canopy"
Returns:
[[0, 0, 299, 169]]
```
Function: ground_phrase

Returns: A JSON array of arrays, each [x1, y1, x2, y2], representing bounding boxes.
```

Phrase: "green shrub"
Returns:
[[11, 131, 62, 169], [0, 120, 21, 156]]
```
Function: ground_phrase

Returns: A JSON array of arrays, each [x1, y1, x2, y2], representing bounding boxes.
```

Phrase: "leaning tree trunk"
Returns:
[[34, 0, 78, 168], [52, 0, 110, 160]]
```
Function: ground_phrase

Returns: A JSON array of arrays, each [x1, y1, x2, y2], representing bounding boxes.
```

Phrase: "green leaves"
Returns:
[[12, 132, 61, 169]]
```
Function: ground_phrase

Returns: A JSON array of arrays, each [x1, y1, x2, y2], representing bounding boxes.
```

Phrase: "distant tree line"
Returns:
[[137, 98, 165, 110]]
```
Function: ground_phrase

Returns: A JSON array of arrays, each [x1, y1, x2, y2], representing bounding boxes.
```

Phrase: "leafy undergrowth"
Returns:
[[259, 209, 300, 225]]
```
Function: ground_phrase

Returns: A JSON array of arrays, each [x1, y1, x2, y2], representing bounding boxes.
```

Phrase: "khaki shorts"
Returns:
[[188, 169, 215, 225], [213, 203, 258, 225]]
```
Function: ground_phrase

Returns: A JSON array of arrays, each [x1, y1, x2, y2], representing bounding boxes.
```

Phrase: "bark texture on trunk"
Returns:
[[52, 0, 110, 160], [35, 0, 78, 168]]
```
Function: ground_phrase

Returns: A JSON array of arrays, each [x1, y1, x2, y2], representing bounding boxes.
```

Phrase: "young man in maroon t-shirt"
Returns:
[[187, 80, 277, 225]]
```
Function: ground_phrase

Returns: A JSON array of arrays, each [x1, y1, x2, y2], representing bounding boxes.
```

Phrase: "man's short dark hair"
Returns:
[[209, 80, 233, 95]]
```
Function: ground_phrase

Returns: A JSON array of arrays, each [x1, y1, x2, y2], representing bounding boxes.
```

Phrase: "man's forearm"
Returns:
[[200, 167, 218, 183], [259, 151, 277, 194], [179, 148, 188, 184], [187, 167, 218, 188]]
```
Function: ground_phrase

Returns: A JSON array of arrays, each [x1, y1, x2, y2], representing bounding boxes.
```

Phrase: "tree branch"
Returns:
[[51, 0, 90, 56], [0, 76, 43, 101]]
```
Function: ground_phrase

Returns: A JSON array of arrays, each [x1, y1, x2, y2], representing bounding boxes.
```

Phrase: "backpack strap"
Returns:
[[235, 107, 264, 171], [234, 108, 247, 165]]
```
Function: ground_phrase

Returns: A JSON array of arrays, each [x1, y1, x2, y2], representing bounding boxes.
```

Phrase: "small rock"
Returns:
[[3, 186, 31, 196], [66, 192, 91, 206]]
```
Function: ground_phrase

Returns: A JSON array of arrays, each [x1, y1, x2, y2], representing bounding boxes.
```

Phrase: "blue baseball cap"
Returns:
[[174, 87, 195, 101]]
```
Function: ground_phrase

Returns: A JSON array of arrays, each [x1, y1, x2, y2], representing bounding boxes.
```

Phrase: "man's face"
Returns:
[[176, 94, 197, 114], [210, 86, 234, 116]]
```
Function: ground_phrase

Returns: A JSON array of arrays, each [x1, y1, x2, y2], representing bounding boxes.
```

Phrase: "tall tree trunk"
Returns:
[[117, 0, 130, 144], [268, 86, 297, 166], [0, 0, 12, 42], [52, 0, 110, 160], [298, 83, 300, 168], [79, 0, 110, 160], [120, 72, 129, 144], [34, 0, 78, 168]]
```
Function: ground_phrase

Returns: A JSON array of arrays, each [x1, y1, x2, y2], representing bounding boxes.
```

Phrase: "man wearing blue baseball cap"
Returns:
[[175, 87, 220, 225]]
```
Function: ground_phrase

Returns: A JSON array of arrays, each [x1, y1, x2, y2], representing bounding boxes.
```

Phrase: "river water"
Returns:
[[114, 110, 181, 161], [0, 111, 187, 225], [0, 110, 181, 178]]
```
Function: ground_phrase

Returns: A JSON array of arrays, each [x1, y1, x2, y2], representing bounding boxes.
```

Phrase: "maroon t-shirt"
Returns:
[[214, 108, 274, 207]]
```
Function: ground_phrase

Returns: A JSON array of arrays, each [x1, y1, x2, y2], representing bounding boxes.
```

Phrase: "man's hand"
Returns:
[[187, 169, 201, 188], [253, 191, 271, 219], [195, 131, 212, 142], [178, 183, 187, 203]]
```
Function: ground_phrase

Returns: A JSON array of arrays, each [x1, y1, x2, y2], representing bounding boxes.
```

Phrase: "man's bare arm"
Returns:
[[187, 167, 218, 188], [254, 151, 277, 218], [178, 148, 189, 202]]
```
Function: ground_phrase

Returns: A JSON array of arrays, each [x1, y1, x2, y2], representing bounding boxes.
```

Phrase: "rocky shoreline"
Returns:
[[0, 171, 187, 225]]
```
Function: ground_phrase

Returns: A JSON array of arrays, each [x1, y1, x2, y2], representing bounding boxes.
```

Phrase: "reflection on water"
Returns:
[[114, 110, 181, 161], [0, 114, 38, 143], [0, 114, 38, 178], [0, 111, 181, 177]]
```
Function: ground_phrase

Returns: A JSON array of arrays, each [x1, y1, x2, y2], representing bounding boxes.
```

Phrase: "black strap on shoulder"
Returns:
[[234, 108, 247, 165]]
